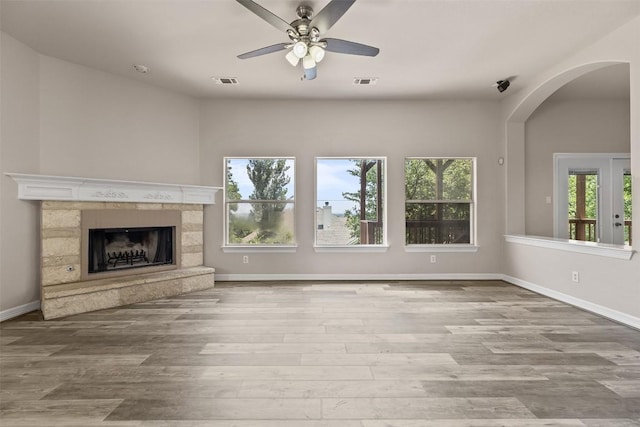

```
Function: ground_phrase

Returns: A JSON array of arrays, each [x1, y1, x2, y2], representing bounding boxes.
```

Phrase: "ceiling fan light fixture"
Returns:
[[286, 29, 299, 41], [303, 65, 317, 80], [235, 0, 380, 81], [308, 45, 325, 62], [302, 54, 316, 70], [292, 41, 308, 58], [309, 27, 320, 42], [285, 50, 300, 66]]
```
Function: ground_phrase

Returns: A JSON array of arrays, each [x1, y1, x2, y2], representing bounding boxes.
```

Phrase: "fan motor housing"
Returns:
[[296, 5, 313, 19]]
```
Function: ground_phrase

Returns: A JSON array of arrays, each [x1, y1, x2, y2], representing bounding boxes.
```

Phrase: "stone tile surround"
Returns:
[[40, 201, 214, 319]]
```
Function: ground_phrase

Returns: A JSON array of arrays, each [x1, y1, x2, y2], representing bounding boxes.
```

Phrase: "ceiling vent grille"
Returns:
[[353, 77, 378, 85], [213, 77, 239, 85]]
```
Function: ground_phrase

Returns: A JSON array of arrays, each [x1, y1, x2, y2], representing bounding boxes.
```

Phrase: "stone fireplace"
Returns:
[[7, 173, 220, 319]]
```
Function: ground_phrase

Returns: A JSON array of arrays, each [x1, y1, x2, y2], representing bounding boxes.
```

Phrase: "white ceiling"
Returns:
[[1, 0, 638, 100]]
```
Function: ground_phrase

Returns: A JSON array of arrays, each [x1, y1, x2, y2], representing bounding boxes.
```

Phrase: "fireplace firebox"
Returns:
[[81, 209, 181, 280], [88, 226, 174, 273]]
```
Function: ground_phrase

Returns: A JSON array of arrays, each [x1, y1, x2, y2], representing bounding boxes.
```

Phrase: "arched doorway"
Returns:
[[505, 61, 630, 241]]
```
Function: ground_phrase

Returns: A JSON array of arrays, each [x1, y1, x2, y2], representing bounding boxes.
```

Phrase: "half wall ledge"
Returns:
[[42, 266, 215, 319], [505, 234, 634, 260]]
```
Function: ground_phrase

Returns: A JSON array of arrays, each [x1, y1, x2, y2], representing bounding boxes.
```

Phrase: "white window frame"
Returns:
[[314, 157, 388, 252], [403, 157, 478, 253], [222, 156, 297, 253]]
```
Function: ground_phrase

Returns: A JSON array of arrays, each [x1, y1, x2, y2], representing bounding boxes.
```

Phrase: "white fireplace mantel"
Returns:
[[6, 173, 221, 204]]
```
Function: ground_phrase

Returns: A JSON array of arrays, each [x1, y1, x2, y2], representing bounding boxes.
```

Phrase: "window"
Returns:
[[224, 157, 295, 247], [404, 158, 475, 245], [555, 153, 631, 246], [315, 158, 386, 247]]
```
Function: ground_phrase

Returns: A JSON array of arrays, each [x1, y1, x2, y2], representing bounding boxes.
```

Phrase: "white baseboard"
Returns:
[[0, 300, 40, 322], [215, 273, 503, 282], [502, 275, 640, 330]]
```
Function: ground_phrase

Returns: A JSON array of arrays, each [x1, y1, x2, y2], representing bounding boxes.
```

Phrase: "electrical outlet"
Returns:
[[243, 255, 249, 264], [430, 255, 437, 263], [571, 271, 579, 282]]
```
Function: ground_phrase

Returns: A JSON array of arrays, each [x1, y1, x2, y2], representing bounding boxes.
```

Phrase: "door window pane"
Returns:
[[624, 170, 632, 245], [568, 170, 598, 242]]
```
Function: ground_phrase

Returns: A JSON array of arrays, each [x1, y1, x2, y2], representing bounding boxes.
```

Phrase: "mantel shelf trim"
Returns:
[[6, 173, 221, 205]]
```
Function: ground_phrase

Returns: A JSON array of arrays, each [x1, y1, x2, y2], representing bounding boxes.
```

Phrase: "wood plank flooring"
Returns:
[[2, 280, 640, 426]]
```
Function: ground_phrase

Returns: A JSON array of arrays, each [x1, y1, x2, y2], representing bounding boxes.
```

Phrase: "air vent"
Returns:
[[213, 77, 239, 85], [353, 77, 378, 85], [133, 64, 150, 74]]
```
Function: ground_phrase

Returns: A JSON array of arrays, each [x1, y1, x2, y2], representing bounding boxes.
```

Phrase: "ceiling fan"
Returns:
[[236, 0, 379, 80]]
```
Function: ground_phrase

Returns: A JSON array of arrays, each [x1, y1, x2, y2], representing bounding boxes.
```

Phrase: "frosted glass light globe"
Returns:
[[292, 41, 308, 59]]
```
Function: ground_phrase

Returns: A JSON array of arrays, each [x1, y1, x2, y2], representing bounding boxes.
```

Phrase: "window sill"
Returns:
[[314, 245, 389, 253], [404, 244, 479, 253], [222, 245, 298, 253], [504, 234, 634, 260]]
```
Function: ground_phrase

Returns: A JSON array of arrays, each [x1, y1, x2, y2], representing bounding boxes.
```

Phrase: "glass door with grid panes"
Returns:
[[555, 154, 631, 246]]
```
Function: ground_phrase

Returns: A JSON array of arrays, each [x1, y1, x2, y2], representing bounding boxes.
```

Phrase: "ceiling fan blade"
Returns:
[[236, 0, 295, 33], [310, 0, 356, 34], [322, 38, 379, 56], [237, 43, 290, 59]]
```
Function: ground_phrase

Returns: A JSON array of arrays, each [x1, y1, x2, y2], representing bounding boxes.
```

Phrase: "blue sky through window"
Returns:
[[226, 158, 367, 216], [316, 159, 360, 215], [227, 158, 295, 200]]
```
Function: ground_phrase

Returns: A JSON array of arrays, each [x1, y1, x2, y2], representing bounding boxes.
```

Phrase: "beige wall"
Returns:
[[504, 241, 640, 319], [199, 99, 505, 277], [38, 55, 201, 184], [0, 32, 202, 314], [525, 98, 630, 236], [502, 16, 640, 322], [0, 34, 41, 313]]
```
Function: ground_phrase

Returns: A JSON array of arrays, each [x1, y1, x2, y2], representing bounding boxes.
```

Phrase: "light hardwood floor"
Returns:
[[1, 280, 640, 426]]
